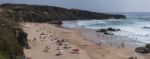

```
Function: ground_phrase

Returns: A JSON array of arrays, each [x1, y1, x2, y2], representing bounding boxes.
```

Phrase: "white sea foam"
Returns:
[[63, 13, 150, 44]]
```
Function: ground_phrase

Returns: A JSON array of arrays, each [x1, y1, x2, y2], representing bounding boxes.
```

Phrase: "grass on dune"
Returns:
[[0, 17, 23, 59]]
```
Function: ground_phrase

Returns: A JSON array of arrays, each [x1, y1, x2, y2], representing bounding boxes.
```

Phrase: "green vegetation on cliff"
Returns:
[[0, 17, 24, 59], [0, 3, 126, 22]]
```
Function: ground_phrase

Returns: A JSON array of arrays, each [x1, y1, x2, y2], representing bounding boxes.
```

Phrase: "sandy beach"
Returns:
[[21, 23, 149, 59]]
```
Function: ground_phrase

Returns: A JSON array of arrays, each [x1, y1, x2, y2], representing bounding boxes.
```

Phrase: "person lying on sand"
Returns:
[[56, 47, 60, 50], [34, 38, 36, 41], [56, 49, 64, 56], [63, 43, 71, 49], [71, 48, 80, 54], [42, 45, 49, 53], [40, 36, 41, 39], [56, 40, 63, 46], [96, 42, 101, 46]]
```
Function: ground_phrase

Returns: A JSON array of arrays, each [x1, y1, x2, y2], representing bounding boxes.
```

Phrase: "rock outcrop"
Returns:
[[135, 44, 150, 54], [96, 28, 120, 35], [96, 29, 107, 32], [16, 29, 29, 49], [135, 47, 149, 54], [48, 21, 63, 25], [107, 28, 120, 31], [145, 44, 150, 49]]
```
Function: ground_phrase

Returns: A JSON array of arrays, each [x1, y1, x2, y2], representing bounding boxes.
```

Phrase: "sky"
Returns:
[[0, 0, 150, 12]]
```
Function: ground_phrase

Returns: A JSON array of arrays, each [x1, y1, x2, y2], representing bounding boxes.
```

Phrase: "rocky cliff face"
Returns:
[[16, 29, 29, 48], [0, 3, 126, 23], [0, 18, 27, 59]]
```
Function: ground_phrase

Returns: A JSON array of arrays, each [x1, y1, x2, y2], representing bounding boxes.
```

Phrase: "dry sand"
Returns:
[[21, 23, 149, 59]]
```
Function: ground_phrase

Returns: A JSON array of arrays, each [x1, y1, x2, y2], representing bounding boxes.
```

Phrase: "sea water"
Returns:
[[63, 12, 150, 47]]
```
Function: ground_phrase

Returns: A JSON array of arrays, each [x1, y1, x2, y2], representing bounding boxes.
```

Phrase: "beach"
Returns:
[[0, 3, 150, 59], [79, 28, 145, 48], [21, 23, 149, 59]]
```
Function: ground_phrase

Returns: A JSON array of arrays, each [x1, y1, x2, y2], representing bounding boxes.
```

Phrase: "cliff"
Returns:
[[0, 3, 126, 22], [0, 17, 28, 59]]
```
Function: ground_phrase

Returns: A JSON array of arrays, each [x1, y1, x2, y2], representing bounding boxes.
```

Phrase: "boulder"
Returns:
[[145, 44, 150, 49], [96, 28, 114, 35], [143, 27, 150, 29], [96, 29, 107, 32], [107, 28, 120, 31], [128, 56, 137, 59], [17, 31, 29, 48], [114, 15, 126, 19], [104, 32, 114, 35], [49, 21, 63, 25], [135, 47, 150, 54]]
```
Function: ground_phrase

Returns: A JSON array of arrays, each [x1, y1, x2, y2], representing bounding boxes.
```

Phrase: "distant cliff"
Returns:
[[0, 3, 126, 22]]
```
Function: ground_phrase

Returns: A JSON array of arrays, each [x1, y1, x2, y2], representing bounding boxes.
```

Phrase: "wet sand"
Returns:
[[78, 28, 145, 48]]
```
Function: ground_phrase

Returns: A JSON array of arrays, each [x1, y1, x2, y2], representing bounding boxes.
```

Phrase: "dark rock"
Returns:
[[96, 29, 107, 32], [49, 21, 63, 25], [135, 47, 150, 54], [107, 28, 120, 31], [128, 56, 137, 59], [104, 32, 114, 35], [26, 46, 31, 49], [113, 15, 126, 19], [145, 44, 150, 49], [97, 28, 120, 33], [96, 28, 115, 35], [143, 27, 150, 29], [17, 31, 29, 48]]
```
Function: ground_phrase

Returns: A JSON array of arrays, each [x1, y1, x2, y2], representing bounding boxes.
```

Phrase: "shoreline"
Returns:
[[62, 25, 145, 48], [22, 23, 148, 59], [77, 28, 145, 48]]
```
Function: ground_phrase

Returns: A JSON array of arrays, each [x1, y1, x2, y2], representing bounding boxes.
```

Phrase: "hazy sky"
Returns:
[[0, 0, 150, 12]]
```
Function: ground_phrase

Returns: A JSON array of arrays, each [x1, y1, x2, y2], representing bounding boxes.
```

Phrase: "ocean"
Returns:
[[63, 12, 150, 47]]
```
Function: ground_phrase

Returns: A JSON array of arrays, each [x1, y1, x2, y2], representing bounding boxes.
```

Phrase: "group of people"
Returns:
[[35, 28, 80, 56], [55, 37, 80, 56]]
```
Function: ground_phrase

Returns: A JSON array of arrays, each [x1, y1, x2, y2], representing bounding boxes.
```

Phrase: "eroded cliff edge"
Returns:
[[0, 18, 28, 59]]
